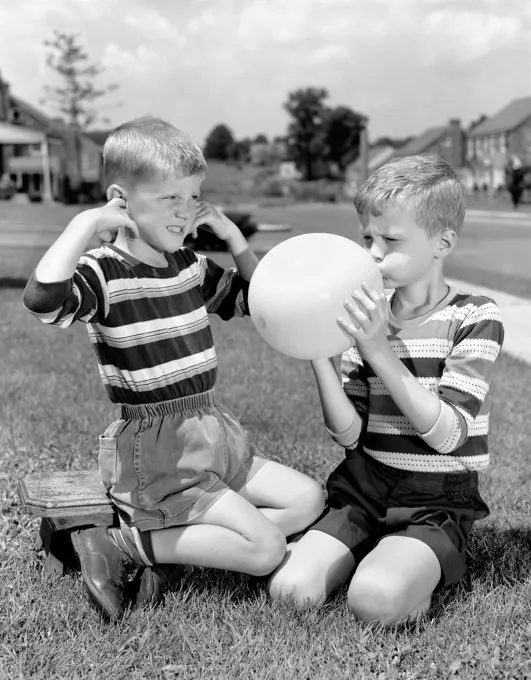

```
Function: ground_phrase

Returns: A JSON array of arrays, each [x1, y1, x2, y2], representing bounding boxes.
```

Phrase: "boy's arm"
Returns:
[[342, 288, 504, 453], [311, 356, 365, 449], [193, 201, 258, 282], [34, 198, 136, 283], [367, 349, 454, 448], [24, 200, 137, 324]]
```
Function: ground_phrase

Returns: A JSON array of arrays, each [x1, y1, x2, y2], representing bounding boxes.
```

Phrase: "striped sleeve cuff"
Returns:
[[326, 418, 361, 450], [418, 401, 467, 453], [23, 271, 71, 314]]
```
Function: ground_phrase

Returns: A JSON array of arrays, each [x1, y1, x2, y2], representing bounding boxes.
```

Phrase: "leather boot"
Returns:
[[71, 526, 131, 621]]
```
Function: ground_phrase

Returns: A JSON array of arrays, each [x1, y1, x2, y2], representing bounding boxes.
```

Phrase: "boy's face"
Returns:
[[123, 172, 203, 253], [359, 204, 450, 289]]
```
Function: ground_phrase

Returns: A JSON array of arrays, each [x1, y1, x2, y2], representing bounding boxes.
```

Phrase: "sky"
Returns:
[[1, 0, 530, 146]]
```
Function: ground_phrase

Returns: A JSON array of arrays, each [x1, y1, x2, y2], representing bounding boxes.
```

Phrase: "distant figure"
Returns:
[[505, 155, 526, 210]]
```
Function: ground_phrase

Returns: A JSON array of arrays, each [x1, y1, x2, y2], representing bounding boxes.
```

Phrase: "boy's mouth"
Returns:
[[167, 225, 185, 234]]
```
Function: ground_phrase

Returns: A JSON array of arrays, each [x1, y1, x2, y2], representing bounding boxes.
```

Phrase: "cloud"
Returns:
[[101, 44, 162, 75], [0, 0, 530, 144], [424, 9, 523, 62], [125, 8, 178, 38]]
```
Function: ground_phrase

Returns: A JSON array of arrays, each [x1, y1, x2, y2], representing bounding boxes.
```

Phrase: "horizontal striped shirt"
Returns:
[[340, 288, 504, 473], [23, 244, 249, 404]]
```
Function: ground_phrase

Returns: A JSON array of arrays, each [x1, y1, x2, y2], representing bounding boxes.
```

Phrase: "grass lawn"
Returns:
[[1, 289, 531, 679]]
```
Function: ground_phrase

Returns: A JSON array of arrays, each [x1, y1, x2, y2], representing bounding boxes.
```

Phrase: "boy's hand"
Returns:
[[338, 283, 389, 359], [193, 201, 239, 241], [89, 198, 139, 243]]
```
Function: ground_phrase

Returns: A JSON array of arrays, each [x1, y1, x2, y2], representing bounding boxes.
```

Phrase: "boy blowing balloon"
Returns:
[[269, 154, 504, 624]]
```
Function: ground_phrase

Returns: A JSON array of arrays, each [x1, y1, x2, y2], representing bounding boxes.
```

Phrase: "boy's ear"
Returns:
[[435, 229, 457, 259], [106, 183, 127, 203]]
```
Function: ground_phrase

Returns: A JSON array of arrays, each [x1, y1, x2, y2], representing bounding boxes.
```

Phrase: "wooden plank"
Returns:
[[47, 511, 115, 530], [18, 470, 112, 517]]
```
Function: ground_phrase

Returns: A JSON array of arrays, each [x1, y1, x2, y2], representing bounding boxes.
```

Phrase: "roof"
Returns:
[[10, 95, 52, 128], [394, 126, 446, 156], [469, 97, 531, 137], [348, 145, 395, 171], [0, 121, 45, 144]]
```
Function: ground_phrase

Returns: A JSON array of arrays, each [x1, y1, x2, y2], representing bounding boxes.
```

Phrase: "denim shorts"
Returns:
[[98, 389, 267, 531], [310, 448, 490, 585]]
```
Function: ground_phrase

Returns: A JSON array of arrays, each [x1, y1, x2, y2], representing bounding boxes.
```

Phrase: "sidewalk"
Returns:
[[447, 277, 531, 365], [466, 209, 531, 222]]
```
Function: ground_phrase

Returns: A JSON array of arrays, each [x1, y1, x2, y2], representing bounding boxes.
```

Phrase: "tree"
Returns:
[[324, 106, 365, 174], [43, 31, 118, 130], [254, 133, 268, 144], [43, 31, 118, 193], [284, 87, 329, 180], [204, 124, 236, 161]]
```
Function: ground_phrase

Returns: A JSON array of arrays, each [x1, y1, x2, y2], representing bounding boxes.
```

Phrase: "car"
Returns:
[[184, 207, 258, 251]]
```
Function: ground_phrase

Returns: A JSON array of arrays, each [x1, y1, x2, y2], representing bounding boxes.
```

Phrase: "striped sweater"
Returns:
[[23, 244, 249, 404], [337, 289, 504, 473]]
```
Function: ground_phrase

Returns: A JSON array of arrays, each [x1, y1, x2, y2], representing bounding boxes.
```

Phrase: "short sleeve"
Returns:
[[23, 253, 109, 327], [341, 344, 369, 420], [197, 253, 249, 319], [437, 297, 504, 432]]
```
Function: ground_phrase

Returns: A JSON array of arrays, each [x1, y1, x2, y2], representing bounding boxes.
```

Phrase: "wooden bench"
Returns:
[[17, 470, 117, 577]]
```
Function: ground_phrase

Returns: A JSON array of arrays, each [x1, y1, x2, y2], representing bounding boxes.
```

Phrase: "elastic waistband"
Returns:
[[121, 390, 215, 420], [358, 449, 479, 492]]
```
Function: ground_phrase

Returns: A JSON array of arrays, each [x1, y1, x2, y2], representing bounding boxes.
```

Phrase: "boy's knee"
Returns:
[[249, 527, 287, 577], [347, 574, 406, 623], [268, 568, 326, 608], [308, 481, 326, 515], [292, 480, 326, 520]]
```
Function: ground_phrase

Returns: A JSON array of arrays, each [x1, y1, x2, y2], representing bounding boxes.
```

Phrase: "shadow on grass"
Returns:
[[160, 525, 531, 613], [466, 524, 531, 586], [430, 524, 531, 618], [0, 277, 27, 289]]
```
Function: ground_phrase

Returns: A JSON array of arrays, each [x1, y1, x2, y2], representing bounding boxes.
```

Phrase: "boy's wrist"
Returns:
[[69, 210, 100, 238], [359, 342, 393, 367], [225, 226, 248, 255]]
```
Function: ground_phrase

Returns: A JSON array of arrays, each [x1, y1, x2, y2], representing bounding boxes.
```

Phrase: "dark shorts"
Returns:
[[310, 449, 490, 586], [98, 390, 267, 532]]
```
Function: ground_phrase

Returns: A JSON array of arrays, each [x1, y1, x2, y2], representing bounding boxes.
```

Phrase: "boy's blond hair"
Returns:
[[103, 116, 207, 187], [354, 154, 465, 234]]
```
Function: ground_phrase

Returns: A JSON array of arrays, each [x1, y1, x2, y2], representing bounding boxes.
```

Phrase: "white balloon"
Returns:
[[249, 233, 384, 360]]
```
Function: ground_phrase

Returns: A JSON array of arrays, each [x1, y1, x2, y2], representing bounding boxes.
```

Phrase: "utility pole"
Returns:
[[359, 117, 369, 183]]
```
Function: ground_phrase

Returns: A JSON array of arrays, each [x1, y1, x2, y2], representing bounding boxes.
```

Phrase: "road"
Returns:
[[0, 201, 530, 298]]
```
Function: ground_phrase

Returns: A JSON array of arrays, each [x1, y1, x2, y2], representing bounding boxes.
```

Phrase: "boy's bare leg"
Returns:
[[347, 535, 441, 624], [133, 461, 324, 608], [236, 460, 325, 537], [150, 488, 287, 575], [268, 530, 355, 606]]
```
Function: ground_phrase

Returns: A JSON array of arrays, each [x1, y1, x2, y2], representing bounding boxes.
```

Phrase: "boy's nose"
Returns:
[[370, 245, 384, 262]]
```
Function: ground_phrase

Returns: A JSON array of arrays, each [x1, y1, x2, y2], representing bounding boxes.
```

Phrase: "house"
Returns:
[[278, 161, 302, 180], [467, 97, 531, 190], [343, 145, 395, 197], [393, 119, 466, 171], [8, 96, 104, 202], [0, 70, 104, 202]]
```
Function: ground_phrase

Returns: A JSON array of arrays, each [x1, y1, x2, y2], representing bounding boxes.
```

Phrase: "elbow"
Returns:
[[325, 421, 362, 450], [23, 275, 69, 315]]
